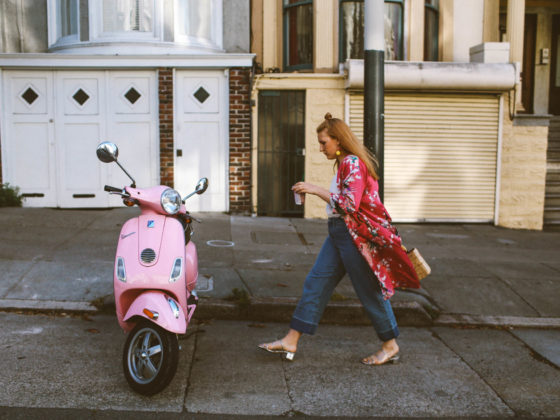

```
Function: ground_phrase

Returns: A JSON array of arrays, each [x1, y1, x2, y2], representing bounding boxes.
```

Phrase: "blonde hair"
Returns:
[[316, 113, 379, 180]]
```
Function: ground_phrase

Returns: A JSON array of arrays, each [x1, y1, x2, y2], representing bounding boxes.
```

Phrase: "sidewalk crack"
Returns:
[[430, 328, 517, 416]]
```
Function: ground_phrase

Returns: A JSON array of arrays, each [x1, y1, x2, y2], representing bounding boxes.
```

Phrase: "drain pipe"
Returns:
[[364, 0, 385, 200]]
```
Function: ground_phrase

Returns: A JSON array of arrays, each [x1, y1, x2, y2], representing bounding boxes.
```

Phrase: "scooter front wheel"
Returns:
[[122, 320, 179, 395]]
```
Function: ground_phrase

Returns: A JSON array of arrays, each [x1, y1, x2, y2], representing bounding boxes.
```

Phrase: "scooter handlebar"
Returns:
[[104, 185, 123, 193]]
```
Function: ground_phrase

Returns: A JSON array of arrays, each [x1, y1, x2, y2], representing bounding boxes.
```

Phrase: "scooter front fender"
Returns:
[[123, 291, 186, 334]]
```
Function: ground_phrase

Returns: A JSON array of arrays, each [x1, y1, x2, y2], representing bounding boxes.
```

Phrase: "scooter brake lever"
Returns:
[[191, 215, 201, 223]]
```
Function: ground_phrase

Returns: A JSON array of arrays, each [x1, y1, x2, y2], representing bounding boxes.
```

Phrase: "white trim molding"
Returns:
[[0, 53, 255, 69]]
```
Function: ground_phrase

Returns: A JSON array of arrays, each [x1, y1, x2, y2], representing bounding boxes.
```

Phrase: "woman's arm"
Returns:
[[292, 182, 331, 204]]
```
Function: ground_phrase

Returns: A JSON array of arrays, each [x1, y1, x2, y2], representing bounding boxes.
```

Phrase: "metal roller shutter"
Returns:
[[348, 92, 500, 222]]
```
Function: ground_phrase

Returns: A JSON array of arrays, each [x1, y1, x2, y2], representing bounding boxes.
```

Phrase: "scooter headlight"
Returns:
[[161, 188, 181, 215]]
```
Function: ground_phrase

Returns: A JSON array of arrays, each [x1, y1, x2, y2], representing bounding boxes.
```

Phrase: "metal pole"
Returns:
[[364, 0, 385, 200]]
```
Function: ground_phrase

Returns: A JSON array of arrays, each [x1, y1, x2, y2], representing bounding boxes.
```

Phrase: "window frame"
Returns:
[[283, 0, 314, 72], [47, 0, 80, 47], [338, 0, 404, 63], [173, 0, 223, 51], [423, 0, 439, 61]]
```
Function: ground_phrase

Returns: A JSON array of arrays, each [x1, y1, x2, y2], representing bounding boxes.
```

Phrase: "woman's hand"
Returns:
[[292, 182, 331, 204]]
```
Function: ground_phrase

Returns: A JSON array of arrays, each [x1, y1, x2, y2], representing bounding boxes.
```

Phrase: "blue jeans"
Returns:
[[290, 217, 399, 342]]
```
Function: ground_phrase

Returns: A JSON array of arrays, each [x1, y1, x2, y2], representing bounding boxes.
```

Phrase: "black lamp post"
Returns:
[[364, 0, 385, 200]]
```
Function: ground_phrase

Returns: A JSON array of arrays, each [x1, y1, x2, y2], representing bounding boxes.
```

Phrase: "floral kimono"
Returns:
[[331, 155, 420, 299]]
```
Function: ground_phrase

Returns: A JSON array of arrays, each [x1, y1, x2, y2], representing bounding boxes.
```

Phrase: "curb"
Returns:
[[189, 297, 436, 327], [0, 299, 97, 313], [433, 314, 560, 329]]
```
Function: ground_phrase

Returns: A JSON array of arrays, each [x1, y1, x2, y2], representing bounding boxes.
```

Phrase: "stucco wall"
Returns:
[[498, 96, 548, 230], [304, 87, 345, 218], [453, 0, 483, 62], [223, 0, 251, 53]]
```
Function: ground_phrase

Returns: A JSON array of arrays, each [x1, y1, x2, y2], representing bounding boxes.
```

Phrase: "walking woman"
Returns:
[[258, 113, 420, 365]]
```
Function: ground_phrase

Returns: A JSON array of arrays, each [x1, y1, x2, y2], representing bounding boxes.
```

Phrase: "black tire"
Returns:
[[122, 320, 179, 396]]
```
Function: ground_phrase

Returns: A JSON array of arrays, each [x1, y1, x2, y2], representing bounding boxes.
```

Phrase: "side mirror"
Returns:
[[96, 142, 119, 163], [195, 178, 209, 195]]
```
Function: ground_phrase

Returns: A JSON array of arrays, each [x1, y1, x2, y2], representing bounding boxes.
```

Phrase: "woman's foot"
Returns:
[[362, 340, 399, 366], [258, 339, 297, 361]]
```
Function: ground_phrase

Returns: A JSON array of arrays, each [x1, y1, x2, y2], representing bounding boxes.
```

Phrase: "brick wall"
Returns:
[[159, 68, 174, 187], [229, 67, 252, 213]]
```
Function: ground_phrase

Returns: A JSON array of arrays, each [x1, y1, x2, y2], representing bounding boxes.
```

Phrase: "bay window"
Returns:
[[48, 0, 79, 46], [175, 0, 222, 50]]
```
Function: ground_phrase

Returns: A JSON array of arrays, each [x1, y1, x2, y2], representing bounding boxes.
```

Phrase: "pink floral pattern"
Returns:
[[331, 155, 420, 299]]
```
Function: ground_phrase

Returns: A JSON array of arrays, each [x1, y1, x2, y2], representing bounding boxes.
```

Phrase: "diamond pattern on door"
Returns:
[[13, 78, 48, 114], [185, 78, 219, 113], [124, 86, 142, 104], [21, 87, 39, 105], [72, 88, 90, 106], [63, 79, 98, 115], [193, 86, 210, 104], [114, 79, 150, 114]]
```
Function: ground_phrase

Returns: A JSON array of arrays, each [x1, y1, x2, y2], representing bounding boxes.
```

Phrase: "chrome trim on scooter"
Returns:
[[169, 258, 183, 283], [116, 257, 126, 282], [167, 297, 180, 319]]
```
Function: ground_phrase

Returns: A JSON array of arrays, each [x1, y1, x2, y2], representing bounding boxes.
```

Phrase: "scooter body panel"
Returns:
[[114, 212, 191, 332], [123, 291, 186, 334]]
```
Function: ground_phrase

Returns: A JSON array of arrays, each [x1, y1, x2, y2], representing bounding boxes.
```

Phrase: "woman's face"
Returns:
[[317, 129, 340, 160]]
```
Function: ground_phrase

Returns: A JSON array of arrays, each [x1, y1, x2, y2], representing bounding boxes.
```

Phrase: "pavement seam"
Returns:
[[489, 273, 542, 317], [280, 353, 296, 417], [506, 329, 560, 371], [234, 267, 253, 296], [429, 327, 517, 417], [182, 322, 202, 414], [2, 256, 42, 298]]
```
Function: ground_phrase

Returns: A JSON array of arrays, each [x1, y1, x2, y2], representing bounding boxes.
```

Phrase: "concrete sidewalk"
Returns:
[[0, 207, 559, 328]]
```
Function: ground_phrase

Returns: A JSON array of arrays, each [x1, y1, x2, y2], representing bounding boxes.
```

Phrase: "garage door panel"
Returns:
[[349, 92, 500, 222], [12, 122, 52, 191]]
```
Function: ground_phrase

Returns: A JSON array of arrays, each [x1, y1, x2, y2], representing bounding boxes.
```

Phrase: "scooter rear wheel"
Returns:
[[122, 320, 179, 395]]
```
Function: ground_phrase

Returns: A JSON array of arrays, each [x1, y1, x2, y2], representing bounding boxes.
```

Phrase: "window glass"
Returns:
[[103, 0, 153, 33], [424, 0, 439, 61], [340, 0, 403, 62], [284, 0, 313, 70], [57, 0, 78, 39], [176, 0, 213, 42]]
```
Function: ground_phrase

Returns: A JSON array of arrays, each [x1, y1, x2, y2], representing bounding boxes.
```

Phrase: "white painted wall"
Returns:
[[453, 0, 484, 62]]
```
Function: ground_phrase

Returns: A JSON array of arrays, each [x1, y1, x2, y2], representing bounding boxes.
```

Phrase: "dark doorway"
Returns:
[[257, 90, 305, 217]]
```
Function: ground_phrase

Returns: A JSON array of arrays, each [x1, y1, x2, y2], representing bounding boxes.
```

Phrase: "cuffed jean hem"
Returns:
[[290, 316, 317, 335], [377, 326, 400, 342]]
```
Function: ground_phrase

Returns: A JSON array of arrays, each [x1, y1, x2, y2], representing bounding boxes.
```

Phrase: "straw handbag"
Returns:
[[406, 248, 431, 280]]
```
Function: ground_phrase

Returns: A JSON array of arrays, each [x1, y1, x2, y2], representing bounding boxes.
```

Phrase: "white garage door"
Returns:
[[1, 70, 158, 208], [175, 70, 228, 212]]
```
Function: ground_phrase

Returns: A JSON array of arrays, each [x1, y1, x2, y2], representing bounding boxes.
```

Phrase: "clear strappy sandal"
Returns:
[[258, 340, 296, 361]]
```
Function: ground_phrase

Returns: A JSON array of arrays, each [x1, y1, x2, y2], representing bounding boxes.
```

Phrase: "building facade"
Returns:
[[0, 0, 254, 213], [250, 0, 560, 230]]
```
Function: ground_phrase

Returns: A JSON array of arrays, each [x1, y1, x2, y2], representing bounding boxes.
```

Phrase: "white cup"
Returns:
[[294, 191, 302, 205]]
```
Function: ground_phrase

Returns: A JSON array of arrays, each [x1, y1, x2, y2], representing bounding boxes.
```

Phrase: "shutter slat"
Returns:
[[348, 92, 499, 221]]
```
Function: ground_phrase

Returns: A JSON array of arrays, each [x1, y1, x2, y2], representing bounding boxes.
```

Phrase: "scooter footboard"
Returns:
[[124, 291, 187, 334]]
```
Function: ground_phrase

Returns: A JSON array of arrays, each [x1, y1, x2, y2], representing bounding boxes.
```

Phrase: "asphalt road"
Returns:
[[1, 312, 559, 418]]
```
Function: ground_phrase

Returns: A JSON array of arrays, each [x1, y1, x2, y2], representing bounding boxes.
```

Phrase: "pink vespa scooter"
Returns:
[[96, 141, 208, 395]]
